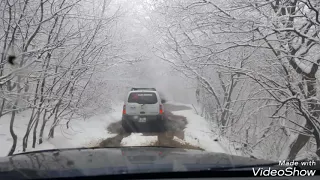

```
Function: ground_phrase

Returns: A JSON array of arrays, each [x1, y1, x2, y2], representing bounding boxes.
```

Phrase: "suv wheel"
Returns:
[[122, 121, 132, 133], [158, 122, 166, 132]]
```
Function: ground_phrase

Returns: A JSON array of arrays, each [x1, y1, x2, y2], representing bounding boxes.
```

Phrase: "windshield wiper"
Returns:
[[12, 145, 184, 156], [13, 146, 126, 156], [125, 145, 181, 149]]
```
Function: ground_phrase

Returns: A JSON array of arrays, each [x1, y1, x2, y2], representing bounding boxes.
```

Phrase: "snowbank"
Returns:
[[171, 109, 225, 153], [0, 103, 123, 157], [168, 102, 243, 156], [165, 101, 194, 109]]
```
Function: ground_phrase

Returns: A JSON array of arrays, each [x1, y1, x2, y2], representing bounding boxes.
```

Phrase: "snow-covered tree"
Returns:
[[147, 0, 320, 160]]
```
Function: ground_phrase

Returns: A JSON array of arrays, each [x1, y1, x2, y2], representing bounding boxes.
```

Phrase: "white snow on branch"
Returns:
[[294, 58, 312, 74]]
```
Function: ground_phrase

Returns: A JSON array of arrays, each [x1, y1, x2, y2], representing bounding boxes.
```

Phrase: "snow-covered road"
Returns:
[[0, 102, 238, 157]]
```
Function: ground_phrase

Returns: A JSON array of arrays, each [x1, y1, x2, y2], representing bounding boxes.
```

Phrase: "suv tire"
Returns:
[[122, 121, 132, 133], [158, 121, 166, 132]]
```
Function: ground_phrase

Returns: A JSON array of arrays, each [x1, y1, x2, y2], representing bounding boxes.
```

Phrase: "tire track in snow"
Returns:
[[99, 103, 202, 150]]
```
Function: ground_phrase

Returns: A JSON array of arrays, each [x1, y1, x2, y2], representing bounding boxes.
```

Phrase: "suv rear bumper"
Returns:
[[122, 114, 165, 132], [122, 114, 163, 121]]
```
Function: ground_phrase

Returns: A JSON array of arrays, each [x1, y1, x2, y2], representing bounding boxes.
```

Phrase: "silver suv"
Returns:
[[121, 88, 166, 133]]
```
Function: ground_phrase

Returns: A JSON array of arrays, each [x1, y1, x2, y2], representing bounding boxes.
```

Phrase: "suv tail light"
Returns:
[[159, 104, 163, 114], [122, 105, 126, 114]]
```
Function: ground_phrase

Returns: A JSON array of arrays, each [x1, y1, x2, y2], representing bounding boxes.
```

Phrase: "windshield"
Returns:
[[1, 0, 320, 178], [128, 92, 158, 104]]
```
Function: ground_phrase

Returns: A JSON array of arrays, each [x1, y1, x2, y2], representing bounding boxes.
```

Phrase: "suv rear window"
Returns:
[[128, 92, 158, 104]]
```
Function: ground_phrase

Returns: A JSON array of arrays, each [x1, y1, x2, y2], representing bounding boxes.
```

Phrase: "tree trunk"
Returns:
[[286, 67, 319, 159], [32, 110, 41, 148], [287, 122, 313, 160], [7, 77, 21, 156], [22, 110, 36, 152], [48, 125, 55, 138], [39, 110, 48, 144], [49, 102, 60, 138], [7, 63, 23, 155], [7, 104, 18, 156], [22, 79, 40, 152], [0, 99, 6, 117]]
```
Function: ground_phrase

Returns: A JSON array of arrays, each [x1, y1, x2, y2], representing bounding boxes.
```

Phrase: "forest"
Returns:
[[1, 0, 320, 161]]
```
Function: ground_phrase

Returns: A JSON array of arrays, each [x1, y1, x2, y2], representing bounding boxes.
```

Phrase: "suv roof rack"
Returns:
[[131, 88, 156, 91]]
